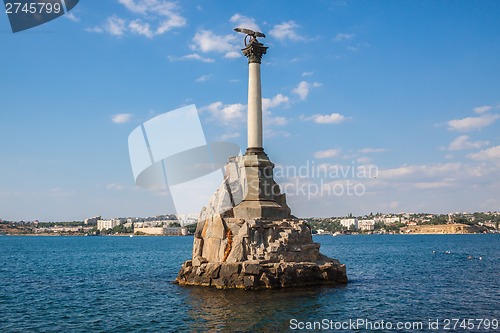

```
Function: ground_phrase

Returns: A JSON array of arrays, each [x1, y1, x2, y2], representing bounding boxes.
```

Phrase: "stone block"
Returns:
[[192, 238, 203, 259], [196, 265, 205, 276], [192, 256, 208, 267], [226, 236, 246, 263], [238, 222, 249, 237], [205, 214, 226, 239], [243, 275, 256, 289], [194, 218, 206, 238], [219, 263, 241, 277], [205, 263, 221, 279], [242, 263, 262, 275], [203, 238, 222, 262]]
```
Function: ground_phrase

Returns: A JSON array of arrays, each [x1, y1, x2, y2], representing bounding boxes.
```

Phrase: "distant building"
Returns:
[[134, 226, 188, 236], [374, 216, 399, 225], [164, 227, 188, 236], [50, 226, 83, 233], [176, 214, 198, 226], [97, 219, 122, 231], [483, 221, 498, 229], [134, 227, 164, 235], [84, 216, 101, 225], [340, 218, 358, 230], [358, 220, 375, 231]]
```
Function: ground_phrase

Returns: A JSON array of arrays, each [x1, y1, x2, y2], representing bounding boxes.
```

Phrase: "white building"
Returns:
[[176, 214, 198, 226], [340, 218, 358, 230], [84, 216, 101, 225], [374, 216, 400, 225], [97, 219, 122, 231], [358, 220, 375, 231]]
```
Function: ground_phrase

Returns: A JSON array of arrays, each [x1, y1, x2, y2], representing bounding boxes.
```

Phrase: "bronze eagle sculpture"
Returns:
[[234, 27, 266, 46]]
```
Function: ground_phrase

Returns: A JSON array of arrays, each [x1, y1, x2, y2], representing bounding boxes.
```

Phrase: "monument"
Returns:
[[175, 28, 348, 289]]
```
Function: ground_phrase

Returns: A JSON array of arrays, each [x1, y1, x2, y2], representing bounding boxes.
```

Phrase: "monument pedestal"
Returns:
[[175, 155, 348, 290], [232, 151, 291, 220]]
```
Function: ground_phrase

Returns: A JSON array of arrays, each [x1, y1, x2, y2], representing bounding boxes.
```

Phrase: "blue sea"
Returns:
[[1, 234, 498, 332]]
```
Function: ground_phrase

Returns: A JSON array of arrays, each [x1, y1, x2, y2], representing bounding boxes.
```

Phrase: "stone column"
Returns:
[[247, 62, 262, 150], [242, 40, 267, 155], [232, 38, 290, 219]]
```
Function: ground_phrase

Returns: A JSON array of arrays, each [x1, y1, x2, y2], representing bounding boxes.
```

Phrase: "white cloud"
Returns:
[[302, 71, 314, 77], [128, 20, 153, 38], [118, 0, 150, 14], [107, 183, 126, 190], [262, 94, 289, 112], [224, 51, 241, 59], [468, 146, 500, 162], [203, 94, 289, 128], [379, 163, 462, 180], [118, 0, 183, 21], [447, 114, 500, 131], [269, 21, 306, 42], [262, 94, 290, 126], [314, 149, 341, 159], [311, 113, 347, 124], [229, 14, 260, 32], [413, 182, 453, 190], [65, 12, 80, 22], [334, 32, 355, 41], [201, 101, 246, 125], [105, 16, 127, 36], [89, 1, 186, 38], [156, 13, 186, 34], [359, 148, 388, 154], [473, 105, 493, 114], [357, 156, 371, 164], [191, 30, 238, 58], [292, 81, 321, 100], [112, 113, 132, 124], [447, 135, 489, 151], [168, 53, 215, 63], [217, 132, 240, 141], [196, 74, 211, 83]]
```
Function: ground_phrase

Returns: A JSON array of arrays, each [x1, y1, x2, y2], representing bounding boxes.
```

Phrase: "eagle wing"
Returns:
[[234, 27, 266, 38]]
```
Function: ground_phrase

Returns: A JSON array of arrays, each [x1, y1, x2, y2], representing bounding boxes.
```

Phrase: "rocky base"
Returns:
[[175, 257, 347, 290], [175, 153, 348, 290]]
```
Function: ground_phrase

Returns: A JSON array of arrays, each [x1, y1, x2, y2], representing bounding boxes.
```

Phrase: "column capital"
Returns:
[[242, 41, 268, 64]]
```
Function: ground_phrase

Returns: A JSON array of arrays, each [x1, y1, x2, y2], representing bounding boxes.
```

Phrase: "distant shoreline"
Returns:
[[0, 233, 190, 237]]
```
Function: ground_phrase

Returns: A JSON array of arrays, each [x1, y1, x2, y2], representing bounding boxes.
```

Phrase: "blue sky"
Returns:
[[1, 0, 499, 221]]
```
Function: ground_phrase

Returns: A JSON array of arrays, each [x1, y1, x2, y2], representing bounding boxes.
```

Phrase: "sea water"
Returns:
[[0, 234, 498, 332]]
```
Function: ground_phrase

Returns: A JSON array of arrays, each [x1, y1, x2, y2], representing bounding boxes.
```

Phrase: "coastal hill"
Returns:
[[400, 223, 479, 234]]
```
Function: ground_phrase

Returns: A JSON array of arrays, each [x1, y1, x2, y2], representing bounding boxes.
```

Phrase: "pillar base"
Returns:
[[232, 199, 290, 220], [245, 147, 266, 156]]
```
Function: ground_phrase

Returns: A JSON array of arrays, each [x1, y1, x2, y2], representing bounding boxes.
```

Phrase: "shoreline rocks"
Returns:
[[175, 258, 347, 290]]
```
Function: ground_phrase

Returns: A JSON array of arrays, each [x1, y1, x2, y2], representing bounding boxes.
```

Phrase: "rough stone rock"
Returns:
[[242, 263, 262, 275], [203, 238, 222, 262], [192, 238, 203, 259], [176, 260, 348, 290], [219, 263, 240, 277], [192, 256, 207, 267]]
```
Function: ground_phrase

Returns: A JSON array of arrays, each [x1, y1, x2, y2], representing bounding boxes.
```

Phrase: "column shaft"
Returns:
[[247, 62, 263, 149]]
